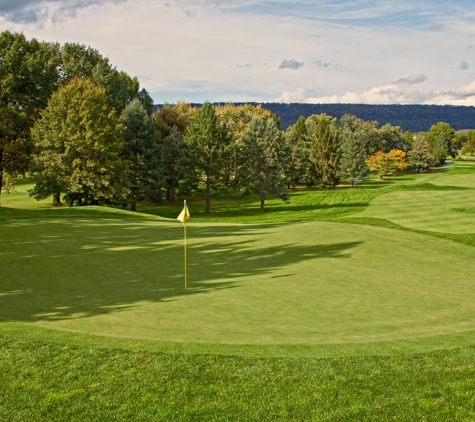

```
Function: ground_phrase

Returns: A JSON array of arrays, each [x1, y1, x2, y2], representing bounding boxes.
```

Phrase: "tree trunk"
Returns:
[[260, 195, 265, 211], [131, 194, 137, 212], [77, 195, 83, 206], [205, 174, 211, 214], [351, 180, 355, 188], [52, 192, 62, 206], [0, 167, 3, 208]]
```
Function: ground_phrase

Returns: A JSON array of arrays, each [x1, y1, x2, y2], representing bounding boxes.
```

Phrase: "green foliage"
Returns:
[[120, 99, 160, 210], [306, 114, 340, 187], [283, 128, 307, 190], [0, 31, 59, 202], [425, 122, 455, 162], [379, 123, 409, 152], [181, 102, 233, 213], [461, 130, 475, 156], [237, 117, 289, 210], [339, 130, 369, 187], [407, 137, 438, 172], [339, 114, 382, 155], [158, 126, 185, 201], [30, 79, 127, 206]]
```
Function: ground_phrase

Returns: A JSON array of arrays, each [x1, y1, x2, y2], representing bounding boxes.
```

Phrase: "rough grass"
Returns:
[[2, 156, 475, 420]]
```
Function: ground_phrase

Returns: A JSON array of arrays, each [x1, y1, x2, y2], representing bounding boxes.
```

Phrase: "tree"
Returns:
[[367, 150, 408, 180], [120, 99, 159, 211], [153, 104, 189, 140], [339, 130, 369, 187], [425, 122, 456, 162], [158, 126, 185, 202], [340, 114, 382, 156], [236, 117, 289, 211], [407, 137, 438, 172], [30, 79, 127, 206], [180, 102, 233, 214], [379, 123, 410, 152], [306, 114, 340, 187], [283, 128, 307, 190], [215, 103, 279, 139], [0, 31, 59, 205], [461, 130, 475, 156]]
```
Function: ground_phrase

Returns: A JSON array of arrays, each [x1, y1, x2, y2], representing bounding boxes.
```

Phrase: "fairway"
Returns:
[[2, 215, 475, 354]]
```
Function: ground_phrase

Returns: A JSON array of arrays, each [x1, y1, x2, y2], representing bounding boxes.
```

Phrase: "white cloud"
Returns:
[[273, 78, 475, 106]]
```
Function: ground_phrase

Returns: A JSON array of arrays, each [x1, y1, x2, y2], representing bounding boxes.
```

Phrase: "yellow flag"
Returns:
[[177, 200, 190, 223]]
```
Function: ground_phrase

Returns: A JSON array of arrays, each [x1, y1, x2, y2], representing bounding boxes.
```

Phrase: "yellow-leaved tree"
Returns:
[[367, 149, 408, 179]]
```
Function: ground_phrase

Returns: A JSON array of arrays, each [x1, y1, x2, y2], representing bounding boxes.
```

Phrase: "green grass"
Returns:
[[2, 156, 475, 420]]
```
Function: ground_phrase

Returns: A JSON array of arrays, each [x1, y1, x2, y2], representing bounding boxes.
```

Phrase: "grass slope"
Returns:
[[2, 157, 475, 420]]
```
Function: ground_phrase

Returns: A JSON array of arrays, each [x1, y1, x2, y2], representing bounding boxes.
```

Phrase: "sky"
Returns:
[[2, 0, 475, 105]]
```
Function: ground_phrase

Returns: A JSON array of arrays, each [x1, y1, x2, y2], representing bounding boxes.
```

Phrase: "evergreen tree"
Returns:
[[236, 117, 289, 211], [283, 129, 306, 190], [180, 102, 233, 214], [306, 114, 340, 187], [407, 137, 438, 173], [30, 79, 127, 206], [339, 131, 369, 187], [159, 126, 185, 202], [120, 99, 159, 211]]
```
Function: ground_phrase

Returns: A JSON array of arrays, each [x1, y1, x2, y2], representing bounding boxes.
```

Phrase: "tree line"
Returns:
[[1, 32, 472, 212]]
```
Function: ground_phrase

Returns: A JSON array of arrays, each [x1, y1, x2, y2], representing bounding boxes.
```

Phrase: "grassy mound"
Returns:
[[2, 156, 475, 420]]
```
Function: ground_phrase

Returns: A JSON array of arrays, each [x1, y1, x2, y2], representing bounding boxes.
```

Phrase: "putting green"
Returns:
[[2, 218, 475, 351]]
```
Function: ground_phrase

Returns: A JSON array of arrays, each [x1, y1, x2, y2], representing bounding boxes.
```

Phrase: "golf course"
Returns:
[[2, 158, 475, 420]]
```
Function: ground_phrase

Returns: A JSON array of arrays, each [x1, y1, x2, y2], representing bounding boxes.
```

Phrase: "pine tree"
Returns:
[[306, 114, 340, 187], [236, 117, 289, 211], [407, 137, 438, 173], [283, 129, 307, 190], [339, 131, 369, 187], [159, 126, 185, 202], [181, 102, 233, 214], [120, 99, 159, 211]]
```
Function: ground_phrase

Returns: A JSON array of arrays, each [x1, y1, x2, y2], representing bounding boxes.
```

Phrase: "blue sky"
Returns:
[[2, 0, 475, 105]]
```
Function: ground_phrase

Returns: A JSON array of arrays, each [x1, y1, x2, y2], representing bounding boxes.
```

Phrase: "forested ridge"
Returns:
[[157, 103, 475, 132]]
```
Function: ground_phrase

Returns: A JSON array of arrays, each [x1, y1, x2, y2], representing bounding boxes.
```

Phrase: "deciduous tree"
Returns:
[[31, 79, 127, 206]]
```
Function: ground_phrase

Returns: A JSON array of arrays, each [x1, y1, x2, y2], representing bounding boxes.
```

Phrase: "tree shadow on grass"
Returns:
[[0, 219, 362, 323]]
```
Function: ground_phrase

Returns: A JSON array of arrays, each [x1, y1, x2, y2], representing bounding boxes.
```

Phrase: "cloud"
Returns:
[[460, 61, 470, 70], [279, 59, 304, 70], [182, 7, 197, 17], [395, 73, 427, 85], [272, 87, 308, 103], [0, 0, 126, 23], [272, 78, 475, 106], [237, 63, 252, 67], [425, 23, 444, 32]]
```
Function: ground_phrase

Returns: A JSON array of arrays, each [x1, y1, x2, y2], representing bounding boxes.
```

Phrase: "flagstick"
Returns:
[[184, 220, 187, 291]]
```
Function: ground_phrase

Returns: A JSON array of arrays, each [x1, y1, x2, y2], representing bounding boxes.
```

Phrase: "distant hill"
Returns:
[[153, 103, 475, 133]]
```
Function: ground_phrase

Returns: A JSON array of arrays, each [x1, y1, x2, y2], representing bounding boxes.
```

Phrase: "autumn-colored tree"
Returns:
[[367, 149, 408, 179], [215, 103, 278, 140]]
